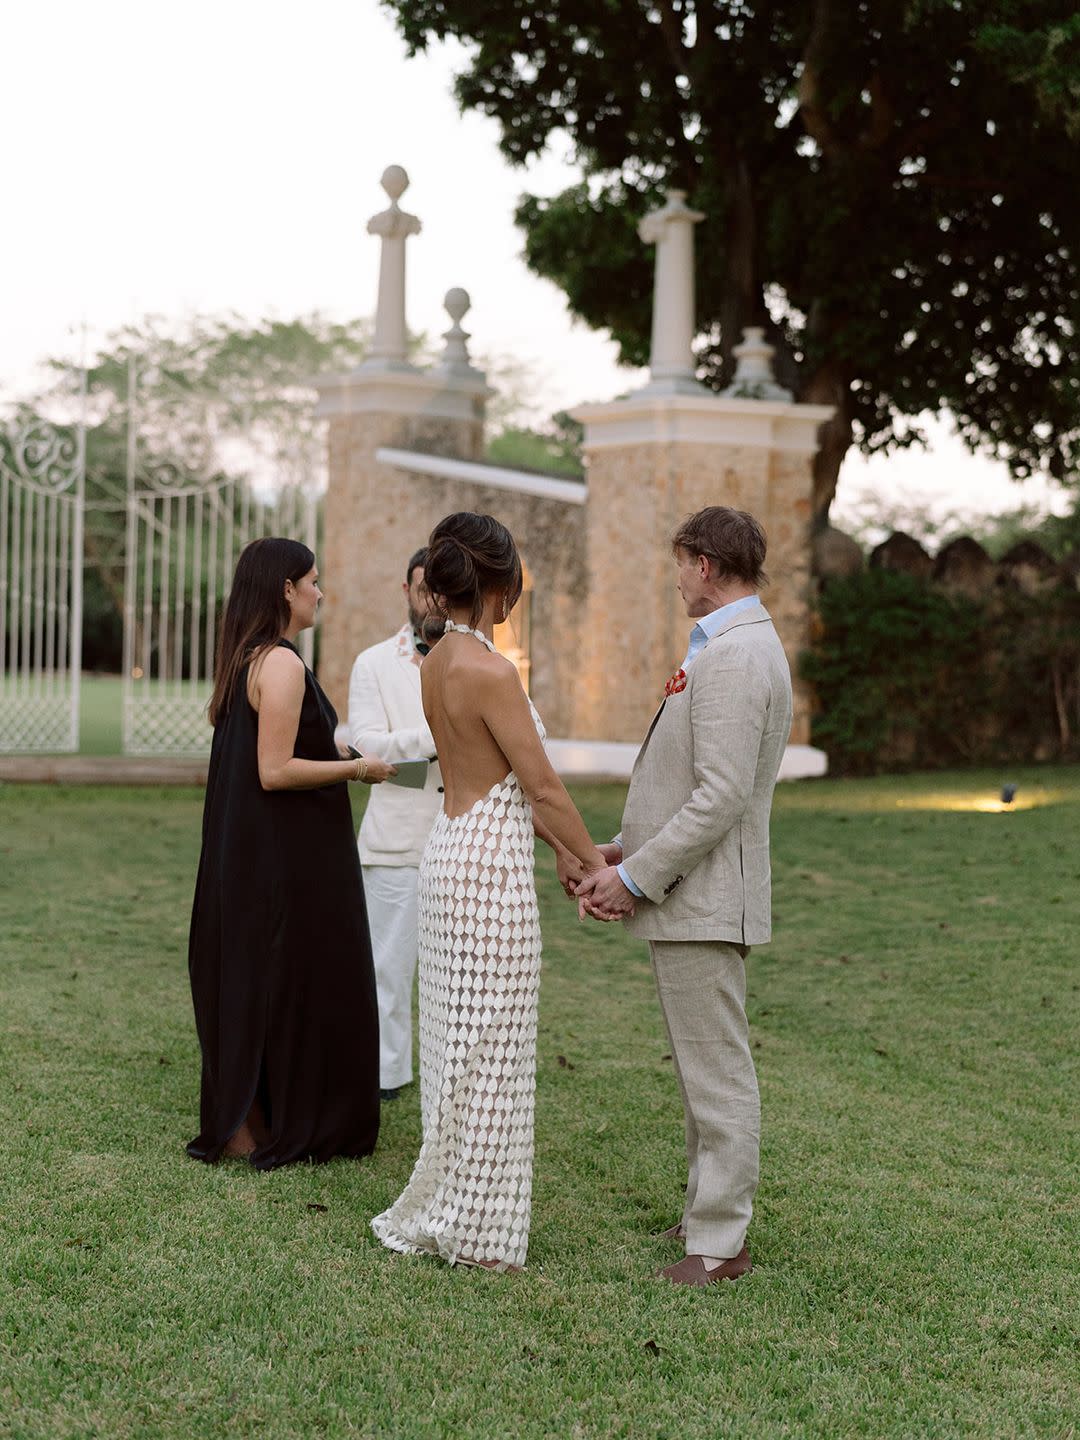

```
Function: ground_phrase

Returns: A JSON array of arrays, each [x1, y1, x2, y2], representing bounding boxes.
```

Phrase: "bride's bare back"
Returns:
[[421, 628, 602, 871], [422, 631, 536, 818]]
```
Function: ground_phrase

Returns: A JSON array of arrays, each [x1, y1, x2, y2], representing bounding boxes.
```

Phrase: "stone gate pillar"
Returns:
[[570, 386, 829, 746], [570, 191, 832, 749], [314, 167, 489, 712]]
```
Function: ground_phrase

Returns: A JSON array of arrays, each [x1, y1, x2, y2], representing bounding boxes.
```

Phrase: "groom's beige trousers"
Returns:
[[648, 939, 760, 1259]]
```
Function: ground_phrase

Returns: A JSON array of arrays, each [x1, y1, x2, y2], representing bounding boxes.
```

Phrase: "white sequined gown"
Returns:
[[371, 628, 545, 1271]]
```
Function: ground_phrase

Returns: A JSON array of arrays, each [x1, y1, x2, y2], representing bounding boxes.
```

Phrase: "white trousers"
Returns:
[[648, 939, 760, 1259], [363, 865, 419, 1090]]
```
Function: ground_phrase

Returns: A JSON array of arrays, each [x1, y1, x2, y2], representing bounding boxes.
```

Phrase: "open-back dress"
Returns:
[[187, 638, 380, 1169], [371, 623, 544, 1271]]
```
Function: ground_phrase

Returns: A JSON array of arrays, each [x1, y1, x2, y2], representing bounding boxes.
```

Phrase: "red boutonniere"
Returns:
[[664, 668, 687, 697]]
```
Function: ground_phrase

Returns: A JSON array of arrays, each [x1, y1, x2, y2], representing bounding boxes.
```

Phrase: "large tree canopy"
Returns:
[[383, 0, 1080, 520]]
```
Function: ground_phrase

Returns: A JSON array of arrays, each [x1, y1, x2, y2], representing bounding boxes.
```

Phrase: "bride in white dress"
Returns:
[[371, 512, 606, 1272]]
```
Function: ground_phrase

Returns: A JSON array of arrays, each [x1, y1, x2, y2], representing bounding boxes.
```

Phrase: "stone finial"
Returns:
[[721, 327, 793, 402], [637, 189, 706, 395], [379, 164, 409, 203], [869, 531, 934, 581], [437, 288, 483, 379], [933, 536, 996, 599], [997, 540, 1064, 595], [813, 525, 865, 583], [365, 165, 422, 369]]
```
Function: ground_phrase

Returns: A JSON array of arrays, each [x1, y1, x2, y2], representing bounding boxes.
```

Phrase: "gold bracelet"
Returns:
[[353, 756, 368, 782]]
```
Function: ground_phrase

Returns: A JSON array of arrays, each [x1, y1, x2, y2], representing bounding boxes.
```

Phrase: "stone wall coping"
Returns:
[[315, 365, 492, 420], [546, 737, 826, 781], [571, 392, 834, 454], [376, 447, 588, 505]]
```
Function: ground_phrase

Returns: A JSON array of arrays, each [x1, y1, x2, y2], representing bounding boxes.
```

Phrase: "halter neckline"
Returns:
[[443, 620, 497, 654]]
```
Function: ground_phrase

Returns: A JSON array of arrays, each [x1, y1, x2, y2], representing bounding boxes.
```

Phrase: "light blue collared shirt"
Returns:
[[617, 594, 760, 898], [679, 593, 761, 672]]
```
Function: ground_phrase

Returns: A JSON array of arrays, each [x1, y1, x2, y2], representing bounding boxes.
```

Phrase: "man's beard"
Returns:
[[408, 605, 431, 635], [419, 613, 446, 650]]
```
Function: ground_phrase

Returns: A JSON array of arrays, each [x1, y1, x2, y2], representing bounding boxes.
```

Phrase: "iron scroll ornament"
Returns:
[[2, 418, 81, 496]]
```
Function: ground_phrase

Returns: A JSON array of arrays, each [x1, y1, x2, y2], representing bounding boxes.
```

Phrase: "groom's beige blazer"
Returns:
[[621, 601, 793, 947]]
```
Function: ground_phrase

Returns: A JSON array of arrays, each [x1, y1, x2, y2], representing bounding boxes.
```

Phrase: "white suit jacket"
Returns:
[[347, 624, 443, 867], [621, 602, 792, 946]]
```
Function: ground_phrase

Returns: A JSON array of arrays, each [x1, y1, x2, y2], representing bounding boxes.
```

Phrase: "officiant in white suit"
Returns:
[[347, 548, 443, 1100]]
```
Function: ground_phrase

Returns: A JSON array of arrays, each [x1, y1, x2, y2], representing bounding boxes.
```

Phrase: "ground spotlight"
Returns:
[[1000, 783, 1017, 806]]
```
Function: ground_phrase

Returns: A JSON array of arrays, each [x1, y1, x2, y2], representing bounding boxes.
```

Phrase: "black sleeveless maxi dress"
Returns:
[[187, 639, 379, 1169]]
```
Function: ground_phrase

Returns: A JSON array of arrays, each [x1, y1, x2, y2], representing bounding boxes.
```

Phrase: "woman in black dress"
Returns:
[[187, 537, 394, 1169]]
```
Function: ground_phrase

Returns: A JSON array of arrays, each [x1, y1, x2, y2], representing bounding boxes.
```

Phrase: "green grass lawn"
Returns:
[[78, 675, 123, 756], [4, 674, 210, 757], [77, 676, 212, 758], [2, 768, 1078, 1439]]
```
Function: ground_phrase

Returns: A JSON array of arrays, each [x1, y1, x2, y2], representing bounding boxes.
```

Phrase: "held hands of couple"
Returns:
[[558, 841, 635, 923], [555, 847, 586, 899], [575, 865, 636, 923], [554, 844, 633, 921]]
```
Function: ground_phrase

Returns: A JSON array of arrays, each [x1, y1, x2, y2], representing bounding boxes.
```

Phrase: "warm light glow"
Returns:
[[131, 666, 144, 680], [494, 561, 533, 694], [894, 792, 1055, 814]]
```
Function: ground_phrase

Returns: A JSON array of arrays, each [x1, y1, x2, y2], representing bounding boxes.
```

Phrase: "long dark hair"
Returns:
[[208, 537, 315, 726], [424, 512, 522, 627]]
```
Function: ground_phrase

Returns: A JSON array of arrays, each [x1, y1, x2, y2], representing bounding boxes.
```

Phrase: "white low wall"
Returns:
[[546, 738, 827, 782]]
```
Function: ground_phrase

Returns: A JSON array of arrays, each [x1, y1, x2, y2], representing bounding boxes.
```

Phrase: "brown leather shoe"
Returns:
[[657, 1223, 685, 1241], [657, 1248, 751, 1286]]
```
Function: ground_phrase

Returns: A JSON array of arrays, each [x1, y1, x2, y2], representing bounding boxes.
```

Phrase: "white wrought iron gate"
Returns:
[[121, 363, 318, 756], [0, 409, 85, 752]]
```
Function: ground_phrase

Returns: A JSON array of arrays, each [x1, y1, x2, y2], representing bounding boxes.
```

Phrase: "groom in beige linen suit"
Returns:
[[574, 506, 793, 1288]]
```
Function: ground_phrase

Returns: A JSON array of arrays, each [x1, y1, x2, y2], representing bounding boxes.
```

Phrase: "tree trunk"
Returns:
[[717, 151, 760, 385], [801, 359, 852, 530]]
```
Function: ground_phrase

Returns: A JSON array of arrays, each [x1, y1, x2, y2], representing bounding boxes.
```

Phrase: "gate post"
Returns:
[[570, 190, 832, 750], [314, 167, 489, 714]]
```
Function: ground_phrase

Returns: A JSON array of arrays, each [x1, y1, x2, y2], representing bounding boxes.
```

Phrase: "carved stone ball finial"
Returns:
[[367, 165, 421, 245], [365, 163, 421, 367], [439, 288, 481, 377], [380, 165, 410, 203], [444, 287, 471, 327]]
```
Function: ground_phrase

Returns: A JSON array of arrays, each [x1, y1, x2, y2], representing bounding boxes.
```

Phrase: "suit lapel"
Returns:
[[633, 603, 772, 771], [635, 698, 668, 763]]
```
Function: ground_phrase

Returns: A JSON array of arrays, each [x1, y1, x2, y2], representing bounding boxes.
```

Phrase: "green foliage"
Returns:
[[965, 492, 1080, 561], [804, 568, 1080, 771], [384, 0, 1080, 513], [979, 11, 1080, 138], [3, 776, 1080, 1436], [40, 314, 367, 671], [803, 570, 983, 770], [80, 564, 124, 673], [833, 484, 1080, 560], [485, 410, 585, 476]]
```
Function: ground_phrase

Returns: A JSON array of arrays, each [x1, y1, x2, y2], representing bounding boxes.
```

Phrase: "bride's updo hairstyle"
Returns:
[[424, 512, 523, 628]]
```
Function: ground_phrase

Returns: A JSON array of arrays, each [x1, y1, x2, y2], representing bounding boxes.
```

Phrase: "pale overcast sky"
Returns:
[[0, 0, 1065, 530]]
